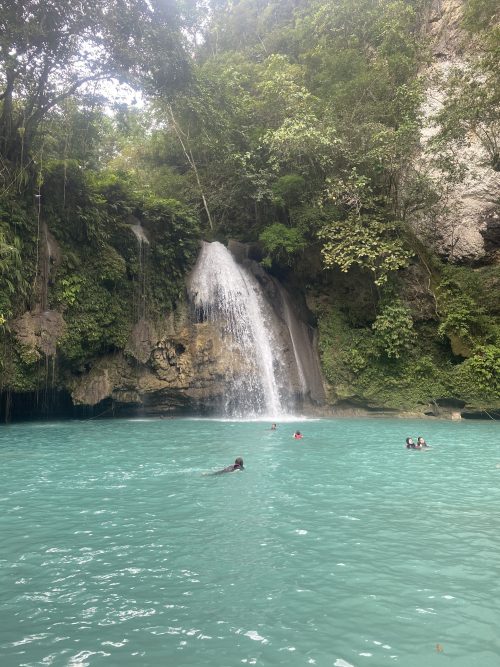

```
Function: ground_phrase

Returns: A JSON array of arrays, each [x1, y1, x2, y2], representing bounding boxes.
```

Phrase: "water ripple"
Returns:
[[1, 417, 500, 666]]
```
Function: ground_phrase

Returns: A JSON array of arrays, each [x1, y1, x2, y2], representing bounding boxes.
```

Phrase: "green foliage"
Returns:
[[41, 160, 108, 246], [438, 292, 476, 342], [0, 213, 29, 320], [142, 196, 201, 315], [318, 307, 371, 388], [434, 2, 500, 172], [92, 245, 127, 285], [0, 336, 44, 392], [0, 0, 190, 165], [44, 190, 201, 373], [272, 175, 306, 207], [319, 212, 411, 285], [156, 0, 428, 238], [463, 0, 499, 33], [91, 172, 137, 217], [316, 169, 417, 286], [317, 304, 451, 410], [57, 276, 131, 368], [434, 64, 500, 171], [56, 276, 85, 309], [372, 301, 416, 358], [0, 134, 203, 382], [259, 223, 306, 267], [452, 346, 500, 402], [315, 261, 500, 411], [436, 266, 496, 350]]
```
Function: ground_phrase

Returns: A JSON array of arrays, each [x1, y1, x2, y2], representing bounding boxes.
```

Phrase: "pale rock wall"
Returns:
[[415, 0, 500, 262], [12, 309, 66, 359], [67, 308, 296, 412]]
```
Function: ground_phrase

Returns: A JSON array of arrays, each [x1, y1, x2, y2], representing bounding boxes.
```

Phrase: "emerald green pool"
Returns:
[[1, 418, 499, 666]]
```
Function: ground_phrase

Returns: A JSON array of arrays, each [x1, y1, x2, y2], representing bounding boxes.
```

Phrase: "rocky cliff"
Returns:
[[414, 0, 500, 262], [5, 245, 326, 419]]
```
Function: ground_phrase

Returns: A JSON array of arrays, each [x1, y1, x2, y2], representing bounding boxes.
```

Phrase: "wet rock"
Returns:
[[72, 368, 112, 406], [12, 309, 66, 359]]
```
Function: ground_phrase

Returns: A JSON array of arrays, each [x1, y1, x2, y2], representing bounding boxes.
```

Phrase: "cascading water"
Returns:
[[130, 222, 149, 321], [188, 242, 289, 418], [275, 283, 326, 406]]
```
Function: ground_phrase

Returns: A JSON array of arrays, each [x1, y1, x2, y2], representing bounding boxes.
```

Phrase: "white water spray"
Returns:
[[188, 242, 287, 418]]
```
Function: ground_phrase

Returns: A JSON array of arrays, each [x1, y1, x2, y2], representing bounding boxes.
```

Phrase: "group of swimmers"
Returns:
[[406, 436, 429, 449], [273, 423, 304, 439], [271, 423, 303, 439], [213, 424, 306, 474], [215, 430, 430, 474]]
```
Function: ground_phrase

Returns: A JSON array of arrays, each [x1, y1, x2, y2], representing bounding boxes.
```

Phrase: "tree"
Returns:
[[372, 300, 416, 358], [0, 0, 189, 166], [435, 62, 500, 171], [434, 0, 500, 170], [319, 211, 411, 285]]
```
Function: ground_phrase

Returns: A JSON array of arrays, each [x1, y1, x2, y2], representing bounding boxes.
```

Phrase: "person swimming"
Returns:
[[211, 457, 245, 474], [270, 423, 277, 430], [406, 436, 430, 449], [293, 431, 303, 440]]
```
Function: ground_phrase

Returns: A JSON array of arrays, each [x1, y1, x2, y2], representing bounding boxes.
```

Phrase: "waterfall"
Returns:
[[130, 222, 149, 246], [281, 294, 308, 395], [129, 221, 149, 321], [274, 283, 326, 406], [40, 222, 54, 311], [188, 242, 288, 418]]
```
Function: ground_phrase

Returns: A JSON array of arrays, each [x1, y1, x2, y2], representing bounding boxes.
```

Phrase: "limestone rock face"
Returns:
[[425, 0, 465, 57], [72, 367, 113, 406], [67, 315, 268, 412], [12, 309, 66, 359], [68, 250, 326, 414], [414, 0, 500, 263]]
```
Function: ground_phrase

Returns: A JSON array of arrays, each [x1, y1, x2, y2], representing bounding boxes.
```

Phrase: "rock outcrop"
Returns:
[[63, 242, 327, 414], [414, 0, 500, 263], [12, 309, 66, 359]]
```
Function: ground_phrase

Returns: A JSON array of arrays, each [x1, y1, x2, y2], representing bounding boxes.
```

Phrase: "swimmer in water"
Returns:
[[293, 431, 303, 440], [406, 437, 416, 449], [211, 457, 245, 475], [270, 423, 277, 430], [417, 436, 429, 448]]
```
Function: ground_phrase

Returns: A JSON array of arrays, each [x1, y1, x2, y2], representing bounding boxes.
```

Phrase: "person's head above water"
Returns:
[[406, 437, 414, 444], [210, 457, 245, 474], [271, 423, 277, 430]]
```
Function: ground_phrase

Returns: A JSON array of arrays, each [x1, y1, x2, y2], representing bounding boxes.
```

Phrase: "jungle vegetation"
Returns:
[[1, 0, 499, 417]]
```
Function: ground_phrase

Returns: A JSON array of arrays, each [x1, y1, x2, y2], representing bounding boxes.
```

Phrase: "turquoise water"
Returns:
[[1, 417, 500, 667]]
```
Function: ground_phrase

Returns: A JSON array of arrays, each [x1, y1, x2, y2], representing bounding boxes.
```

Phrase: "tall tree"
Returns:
[[0, 0, 189, 165]]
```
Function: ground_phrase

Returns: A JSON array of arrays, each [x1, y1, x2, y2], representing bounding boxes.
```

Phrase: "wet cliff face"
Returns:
[[5, 237, 326, 418], [66, 295, 325, 416], [415, 0, 500, 263], [54, 241, 324, 416], [68, 313, 235, 414]]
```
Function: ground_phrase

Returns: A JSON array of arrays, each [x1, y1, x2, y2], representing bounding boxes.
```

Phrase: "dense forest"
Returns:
[[0, 0, 499, 420]]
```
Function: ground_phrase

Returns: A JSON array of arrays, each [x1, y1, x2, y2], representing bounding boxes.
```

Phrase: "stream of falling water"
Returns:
[[188, 242, 288, 418]]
